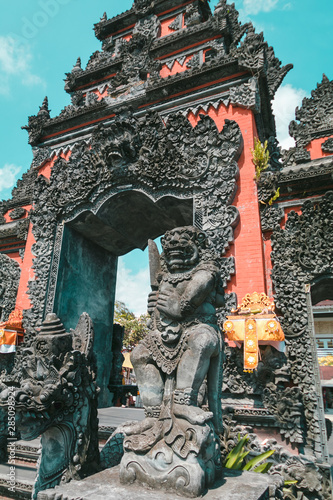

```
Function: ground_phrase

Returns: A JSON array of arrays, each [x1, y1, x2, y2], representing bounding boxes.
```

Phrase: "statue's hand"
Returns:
[[157, 290, 182, 320], [147, 291, 159, 315]]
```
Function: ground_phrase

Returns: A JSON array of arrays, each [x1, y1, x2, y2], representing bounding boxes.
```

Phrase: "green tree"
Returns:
[[114, 300, 149, 349]]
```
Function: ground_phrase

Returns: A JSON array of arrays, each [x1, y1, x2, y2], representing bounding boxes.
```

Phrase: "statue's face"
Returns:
[[162, 227, 203, 272]]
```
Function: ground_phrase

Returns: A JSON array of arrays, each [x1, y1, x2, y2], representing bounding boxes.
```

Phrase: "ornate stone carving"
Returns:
[[257, 171, 280, 204], [0, 218, 29, 242], [289, 75, 333, 147], [8, 207, 26, 220], [0, 313, 99, 498], [133, 0, 154, 16], [229, 77, 261, 112], [221, 410, 331, 500], [186, 52, 201, 69], [223, 343, 289, 396], [231, 24, 292, 99], [119, 227, 224, 497], [271, 191, 333, 456], [322, 137, 333, 153], [184, 2, 204, 27], [262, 383, 304, 444], [25, 111, 242, 331], [0, 255, 21, 323], [168, 13, 183, 32], [22, 97, 51, 146], [260, 205, 284, 232], [282, 145, 311, 167]]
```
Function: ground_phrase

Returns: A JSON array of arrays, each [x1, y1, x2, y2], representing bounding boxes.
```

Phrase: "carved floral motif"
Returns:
[[322, 137, 333, 154], [9, 207, 26, 220], [0, 313, 99, 498], [289, 75, 333, 147], [0, 255, 21, 323], [25, 111, 243, 332], [271, 191, 333, 457]]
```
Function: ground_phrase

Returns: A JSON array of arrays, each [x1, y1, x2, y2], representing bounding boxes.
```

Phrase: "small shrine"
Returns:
[[0, 310, 24, 354], [224, 292, 285, 371]]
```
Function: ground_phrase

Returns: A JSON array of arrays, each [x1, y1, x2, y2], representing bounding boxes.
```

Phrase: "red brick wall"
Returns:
[[188, 103, 267, 301], [306, 135, 333, 159]]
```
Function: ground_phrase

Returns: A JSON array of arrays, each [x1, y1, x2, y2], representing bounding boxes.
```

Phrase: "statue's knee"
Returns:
[[130, 344, 151, 369], [187, 326, 219, 354]]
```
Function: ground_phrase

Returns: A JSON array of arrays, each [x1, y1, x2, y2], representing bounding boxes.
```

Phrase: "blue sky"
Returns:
[[0, 0, 332, 314]]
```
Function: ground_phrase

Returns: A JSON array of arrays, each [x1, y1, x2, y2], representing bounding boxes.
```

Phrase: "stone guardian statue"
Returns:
[[120, 226, 225, 497]]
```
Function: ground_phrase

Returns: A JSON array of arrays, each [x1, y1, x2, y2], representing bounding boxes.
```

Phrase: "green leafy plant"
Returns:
[[268, 187, 280, 206], [251, 137, 270, 181], [114, 300, 149, 349], [224, 434, 275, 473]]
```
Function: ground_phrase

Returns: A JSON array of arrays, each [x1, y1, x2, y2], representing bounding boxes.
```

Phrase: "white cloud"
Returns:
[[115, 259, 151, 317], [0, 35, 44, 95], [272, 84, 308, 150], [242, 0, 279, 15], [0, 164, 21, 193]]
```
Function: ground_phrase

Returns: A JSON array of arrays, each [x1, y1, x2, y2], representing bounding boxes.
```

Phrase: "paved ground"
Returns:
[[0, 407, 332, 494], [98, 406, 144, 427]]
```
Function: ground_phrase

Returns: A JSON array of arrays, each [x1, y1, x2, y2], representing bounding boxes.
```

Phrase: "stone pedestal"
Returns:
[[37, 466, 278, 500]]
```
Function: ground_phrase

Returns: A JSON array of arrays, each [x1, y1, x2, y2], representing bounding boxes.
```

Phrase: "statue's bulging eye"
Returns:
[[53, 401, 64, 411]]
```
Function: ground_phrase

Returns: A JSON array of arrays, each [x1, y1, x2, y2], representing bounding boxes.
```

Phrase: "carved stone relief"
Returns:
[[271, 191, 333, 457], [322, 137, 333, 153], [260, 205, 284, 232], [229, 77, 261, 112], [289, 75, 333, 147], [0, 254, 21, 323], [0, 313, 99, 498], [25, 111, 243, 333], [9, 207, 27, 220]]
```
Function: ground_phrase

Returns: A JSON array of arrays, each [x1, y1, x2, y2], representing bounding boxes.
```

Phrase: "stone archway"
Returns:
[[24, 111, 243, 405], [51, 191, 193, 406]]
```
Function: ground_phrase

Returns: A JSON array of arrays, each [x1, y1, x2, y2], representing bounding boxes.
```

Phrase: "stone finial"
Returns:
[[214, 0, 227, 14], [39, 313, 66, 336], [100, 12, 107, 21], [37, 96, 50, 119], [72, 57, 82, 73]]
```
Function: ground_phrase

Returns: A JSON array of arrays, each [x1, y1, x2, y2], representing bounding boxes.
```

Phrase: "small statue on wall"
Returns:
[[120, 226, 225, 497]]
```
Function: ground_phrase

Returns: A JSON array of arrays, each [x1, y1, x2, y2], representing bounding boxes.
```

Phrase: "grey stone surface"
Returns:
[[37, 466, 274, 500], [119, 227, 225, 497], [53, 225, 118, 408]]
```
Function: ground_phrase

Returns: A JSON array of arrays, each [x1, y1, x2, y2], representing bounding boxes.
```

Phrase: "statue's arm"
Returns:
[[157, 270, 216, 320]]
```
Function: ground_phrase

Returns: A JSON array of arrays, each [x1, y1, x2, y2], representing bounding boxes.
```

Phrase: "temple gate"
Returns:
[[0, 0, 332, 497]]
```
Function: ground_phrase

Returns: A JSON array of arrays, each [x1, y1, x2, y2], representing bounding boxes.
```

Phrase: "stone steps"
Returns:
[[0, 407, 144, 498]]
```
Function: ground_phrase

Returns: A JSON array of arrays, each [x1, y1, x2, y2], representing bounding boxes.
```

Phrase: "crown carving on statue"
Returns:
[[232, 292, 274, 315], [4, 309, 24, 332]]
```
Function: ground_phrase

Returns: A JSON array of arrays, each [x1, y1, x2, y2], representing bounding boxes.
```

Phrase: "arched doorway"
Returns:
[[52, 191, 193, 406]]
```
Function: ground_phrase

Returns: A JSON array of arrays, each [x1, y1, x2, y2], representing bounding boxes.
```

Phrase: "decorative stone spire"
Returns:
[[214, 0, 227, 14], [133, 0, 155, 16], [39, 313, 66, 336], [288, 74, 333, 146], [100, 12, 107, 21], [37, 96, 50, 119], [72, 57, 82, 73]]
